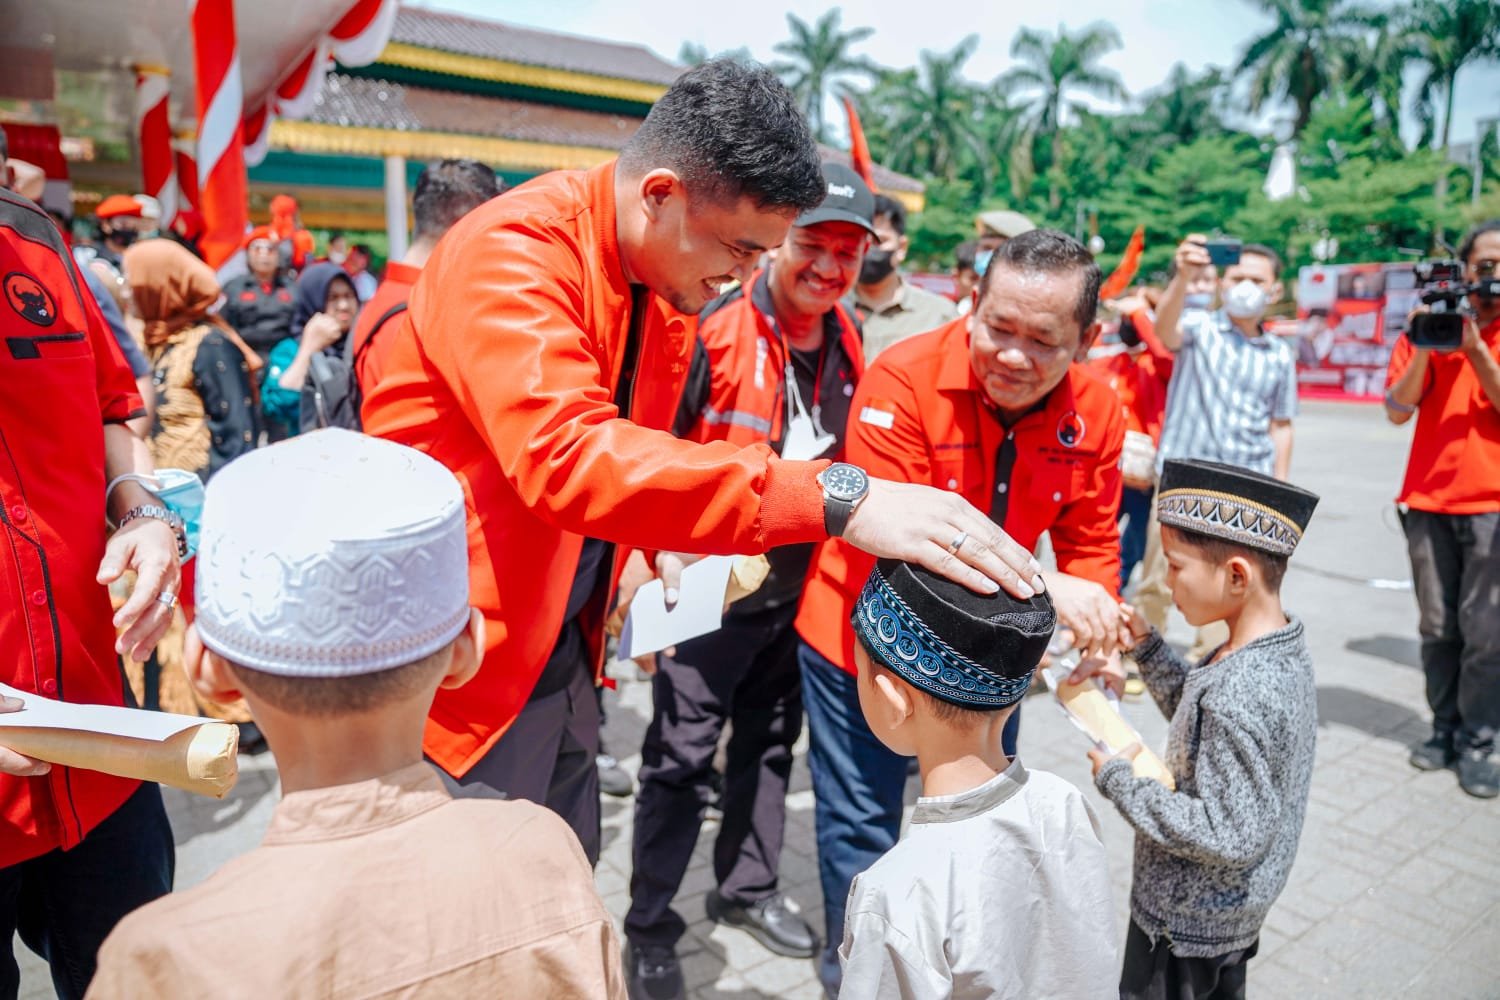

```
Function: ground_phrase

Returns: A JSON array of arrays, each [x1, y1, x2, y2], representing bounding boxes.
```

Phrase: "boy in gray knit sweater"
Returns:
[[1083, 459, 1319, 1000]]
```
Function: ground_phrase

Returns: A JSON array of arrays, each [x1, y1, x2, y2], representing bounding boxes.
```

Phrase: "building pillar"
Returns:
[[384, 154, 408, 261]]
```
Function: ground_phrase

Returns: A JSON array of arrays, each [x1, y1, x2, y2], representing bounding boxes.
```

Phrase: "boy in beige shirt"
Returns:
[[88, 429, 624, 1000]]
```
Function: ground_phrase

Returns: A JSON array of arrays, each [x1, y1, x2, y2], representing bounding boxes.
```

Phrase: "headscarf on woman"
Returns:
[[123, 238, 261, 370], [290, 262, 360, 355]]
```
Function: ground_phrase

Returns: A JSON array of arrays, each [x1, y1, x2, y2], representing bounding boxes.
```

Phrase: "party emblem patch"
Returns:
[[4, 272, 56, 327], [1056, 410, 1086, 448]]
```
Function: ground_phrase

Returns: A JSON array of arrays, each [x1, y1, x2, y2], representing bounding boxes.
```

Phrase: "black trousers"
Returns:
[[625, 603, 803, 947], [1403, 508, 1500, 752], [436, 636, 602, 865], [1119, 920, 1257, 1000], [0, 782, 174, 1000]]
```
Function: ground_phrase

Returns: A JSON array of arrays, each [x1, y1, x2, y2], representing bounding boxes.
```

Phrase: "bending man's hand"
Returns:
[[98, 518, 181, 662], [842, 480, 1045, 599], [0, 696, 50, 776], [1047, 573, 1124, 656]]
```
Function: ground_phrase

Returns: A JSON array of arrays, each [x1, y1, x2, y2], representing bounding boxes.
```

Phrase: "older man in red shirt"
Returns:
[[1, 173, 180, 996], [794, 229, 1128, 995]]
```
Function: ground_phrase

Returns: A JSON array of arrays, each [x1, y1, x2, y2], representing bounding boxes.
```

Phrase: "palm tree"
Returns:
[[1140, 64, 1227, 146], [1342, 13, 1418, 142], [1234, 0, 1369, 136], [1408, 0, 1500, 151], [677, 41, 753, 67], [859, 36, 996, 184], [771, 10, 877, 141], [998, 22, 1128, 139]]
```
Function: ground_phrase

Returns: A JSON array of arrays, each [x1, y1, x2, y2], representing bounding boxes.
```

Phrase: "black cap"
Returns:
[[794, 163, 877, 237], [1157, 459, 1320, 557], [852, 559, 1056, 710]]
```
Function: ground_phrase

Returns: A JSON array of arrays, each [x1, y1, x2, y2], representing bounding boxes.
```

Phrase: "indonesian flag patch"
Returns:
[[859, 399, 896, 430]]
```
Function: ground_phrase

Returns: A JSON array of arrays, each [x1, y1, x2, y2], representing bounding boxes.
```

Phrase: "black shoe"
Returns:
[[626, 942, 685, 1000], [1409, 732, 1455, 772], [597, 753, 634, 798], [1456, 749, 1500, 799], [705, 890, 819, 958]]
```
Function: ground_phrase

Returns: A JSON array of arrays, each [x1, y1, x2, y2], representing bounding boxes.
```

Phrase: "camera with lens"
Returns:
[[1408, 259, 1500, 350]]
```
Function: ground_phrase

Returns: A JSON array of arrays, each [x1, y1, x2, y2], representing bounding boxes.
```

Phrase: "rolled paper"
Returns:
[[724, 554, 771, 606], [0, 722, 240, 798], [1056, 679, 1176, 790]]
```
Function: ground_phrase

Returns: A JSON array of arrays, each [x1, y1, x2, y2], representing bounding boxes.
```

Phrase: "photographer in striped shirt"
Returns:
[[1131, 235, 1298, 660]]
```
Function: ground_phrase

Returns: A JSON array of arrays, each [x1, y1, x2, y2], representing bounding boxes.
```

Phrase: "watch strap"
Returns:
[[118, 504, 188, 558]]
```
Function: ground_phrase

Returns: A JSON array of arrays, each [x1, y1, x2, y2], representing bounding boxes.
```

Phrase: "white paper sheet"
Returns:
[[619, 555, 737, 659], [0, 683, 206, 742]]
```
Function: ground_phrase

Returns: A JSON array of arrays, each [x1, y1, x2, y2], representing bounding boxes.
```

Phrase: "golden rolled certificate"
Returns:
[[1056, 679, 1176, 789], [724, 555, 771, 606], [0, 722, 240, 798]]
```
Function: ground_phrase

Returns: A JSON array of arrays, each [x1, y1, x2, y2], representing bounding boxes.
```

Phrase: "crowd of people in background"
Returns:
[[0, 56, 1497, 1000]]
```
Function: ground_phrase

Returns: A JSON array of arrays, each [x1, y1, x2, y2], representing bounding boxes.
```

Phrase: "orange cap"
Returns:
[[96, 194, 144, 219], [244, 225, 276, 248]]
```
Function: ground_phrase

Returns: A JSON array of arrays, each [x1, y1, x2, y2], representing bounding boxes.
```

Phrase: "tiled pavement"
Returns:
[[19, 402, 1500, 998]]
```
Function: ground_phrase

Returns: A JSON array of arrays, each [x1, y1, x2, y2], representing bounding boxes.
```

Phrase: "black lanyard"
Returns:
[[615, 284, 648, 418]]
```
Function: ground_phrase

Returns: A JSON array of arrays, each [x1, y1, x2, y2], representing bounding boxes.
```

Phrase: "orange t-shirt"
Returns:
[[1385, 316, 1500, 514]]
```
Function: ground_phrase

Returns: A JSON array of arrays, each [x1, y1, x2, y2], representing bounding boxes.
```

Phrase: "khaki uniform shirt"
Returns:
[[89, 763, 625, 1000], [856, 276, 958, 361]]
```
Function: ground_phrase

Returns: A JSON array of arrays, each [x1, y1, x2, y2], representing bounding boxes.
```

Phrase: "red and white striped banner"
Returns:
[[173, 130, 200, 215], [192, 0, 247, 269], [133, 65, 178, 226]]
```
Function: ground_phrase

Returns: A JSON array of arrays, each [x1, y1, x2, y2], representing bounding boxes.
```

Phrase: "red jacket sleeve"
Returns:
[[421, 222, 826, 555]]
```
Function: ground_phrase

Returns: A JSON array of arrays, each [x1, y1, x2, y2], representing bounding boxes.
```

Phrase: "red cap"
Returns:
[[96, 194, 144, 219], [244, 225, 275, 248], [269, 194, 298, 216]]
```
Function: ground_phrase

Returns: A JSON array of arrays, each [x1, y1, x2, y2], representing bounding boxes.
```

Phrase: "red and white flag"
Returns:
[[192, 0, 247, 269], [133, 65, 178, 227]]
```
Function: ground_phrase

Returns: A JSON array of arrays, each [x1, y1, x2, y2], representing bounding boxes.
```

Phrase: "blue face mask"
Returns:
[[152, 469, 205, 562], [1184, 292, 1214, 310], [974, 249, 995, 277]]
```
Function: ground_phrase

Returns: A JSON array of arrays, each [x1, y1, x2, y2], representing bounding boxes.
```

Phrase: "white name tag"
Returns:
[[859, 406, 895, 430]]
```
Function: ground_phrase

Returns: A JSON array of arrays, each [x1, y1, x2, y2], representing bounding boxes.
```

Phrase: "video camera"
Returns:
[[1408, 259, 1500, 350]]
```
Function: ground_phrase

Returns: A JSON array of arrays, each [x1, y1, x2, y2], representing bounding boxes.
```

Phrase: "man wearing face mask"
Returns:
[[973, 209, 1036, 283], [1133, 235, 1298, 655], [73, 195, 146, 319], [854, 194, 955, 360], [623, 164, 874, 1000]]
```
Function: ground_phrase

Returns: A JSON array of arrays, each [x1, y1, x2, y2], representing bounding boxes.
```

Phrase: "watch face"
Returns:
[[823, 464, 868, 501]]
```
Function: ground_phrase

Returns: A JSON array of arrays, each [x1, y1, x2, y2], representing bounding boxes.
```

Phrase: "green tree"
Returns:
[[1408, 0, 1500, 151], [999, 22, 1127, 139], [676, 42, 752, 66], [770, 10, 877, 141], [1342, 13, 1417, 142], [1234, 0, 1368, 136], [858, 37, 994, 184]]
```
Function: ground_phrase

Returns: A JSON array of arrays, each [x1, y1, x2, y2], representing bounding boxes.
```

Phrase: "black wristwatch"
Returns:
[[118, 504, 189, 559], [818, 463, 870, 538]]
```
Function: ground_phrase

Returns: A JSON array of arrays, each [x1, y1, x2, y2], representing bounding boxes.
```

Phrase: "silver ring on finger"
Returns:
[[156, 590, 178, 610], [946, 531, 969, 556]]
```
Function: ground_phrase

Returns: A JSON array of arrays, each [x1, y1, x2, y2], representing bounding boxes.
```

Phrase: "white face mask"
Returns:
[[1223, 280, 1268, 321], [1183, 292, 1214, 310]]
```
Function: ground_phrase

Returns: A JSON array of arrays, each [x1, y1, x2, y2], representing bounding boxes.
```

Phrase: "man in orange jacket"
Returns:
[[361, 60, 1046, 870], [794, 229, 1128, 995], [624, 165, 873, 999]]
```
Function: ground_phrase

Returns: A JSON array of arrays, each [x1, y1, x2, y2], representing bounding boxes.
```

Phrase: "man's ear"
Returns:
[[895, 233, 910, 266], [637, 169, 684, 222], [1076, 319, 1103, 361], [1267, 279, 1285, 307], [440, 609, 486, 690], [184, 624, 245, 705], [872, 669, 914, 729]]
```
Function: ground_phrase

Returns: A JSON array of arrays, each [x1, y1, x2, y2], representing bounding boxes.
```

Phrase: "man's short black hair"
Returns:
[[1460, 220, 1500, 265], [954, 239, 977, 272], [351, 242, 373, 258], [413, 158, 502, 242], [1166, 524, 1289, 593], [873, 194, 906, 236], [1242, 243, 1284, 280], [619, 59, 824, 213], [977, 229, 1102, 331]]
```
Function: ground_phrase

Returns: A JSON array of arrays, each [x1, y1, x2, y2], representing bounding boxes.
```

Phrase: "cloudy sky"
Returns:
[[424, 0, 1500, 148]]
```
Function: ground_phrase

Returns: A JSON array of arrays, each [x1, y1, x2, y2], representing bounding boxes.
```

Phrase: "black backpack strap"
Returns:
[[350, 301, 409, 374]]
